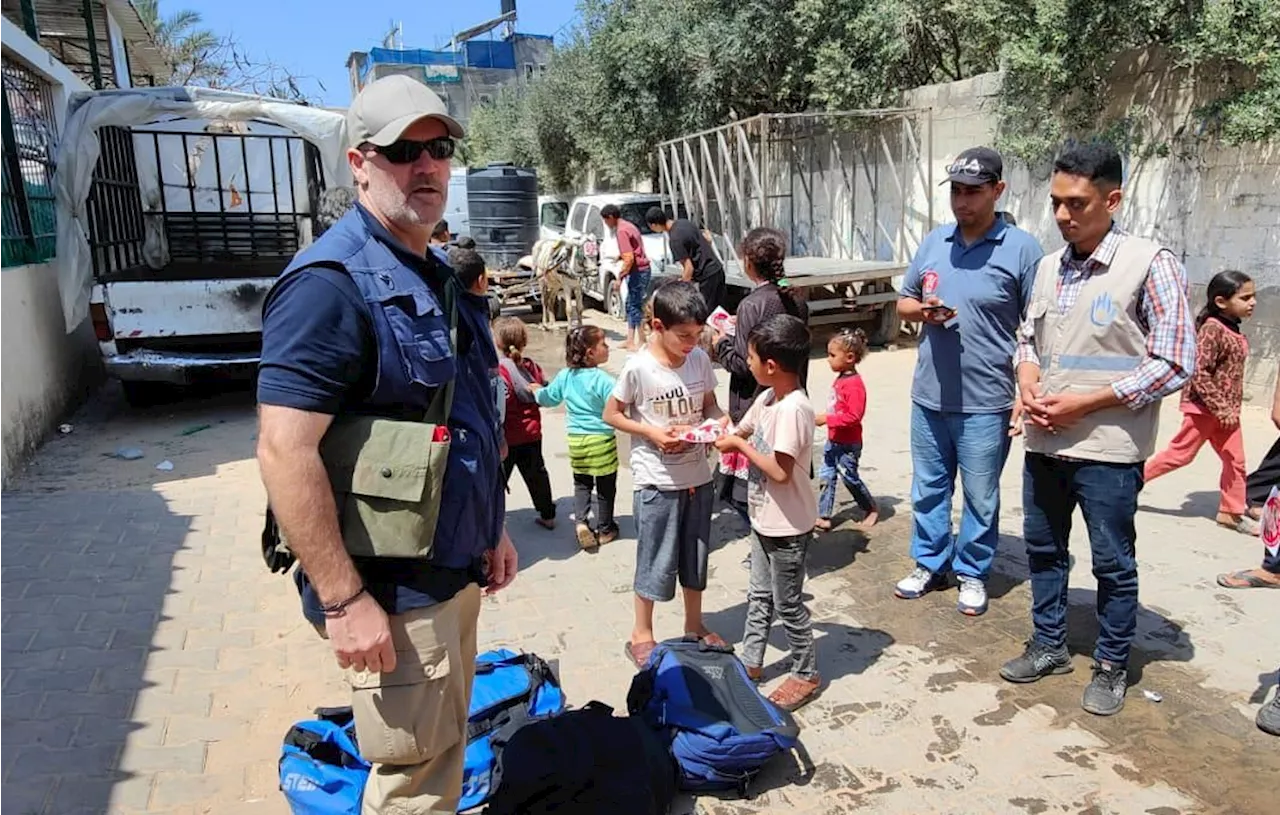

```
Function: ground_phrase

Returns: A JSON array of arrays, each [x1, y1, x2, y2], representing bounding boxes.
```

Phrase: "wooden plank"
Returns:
[[682, 138, 709, 227], [698, 134, 730, 239], [658, 145, 678, 214], [716, 128, 746, 243], [735, 121, 764, 219]]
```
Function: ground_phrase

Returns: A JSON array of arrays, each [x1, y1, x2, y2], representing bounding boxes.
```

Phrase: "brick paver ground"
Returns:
[[3, 314, 1277, 814]]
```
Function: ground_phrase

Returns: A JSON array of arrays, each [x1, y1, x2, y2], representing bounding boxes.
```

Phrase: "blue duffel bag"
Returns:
[[458, 648, 566, 812]]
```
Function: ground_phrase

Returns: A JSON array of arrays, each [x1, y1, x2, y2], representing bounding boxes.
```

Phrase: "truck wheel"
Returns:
[[605, 277, 624, 321], [869, 302, 902, 346]]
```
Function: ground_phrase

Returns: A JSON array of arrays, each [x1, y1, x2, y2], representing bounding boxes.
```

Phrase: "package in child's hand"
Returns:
[[707, 307, 736, 337], [679, 419, 727, 444]]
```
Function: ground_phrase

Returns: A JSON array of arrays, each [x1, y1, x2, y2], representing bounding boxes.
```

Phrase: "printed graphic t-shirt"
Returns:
[[738, 388, 818, 536], [612, 346, 718, 490]]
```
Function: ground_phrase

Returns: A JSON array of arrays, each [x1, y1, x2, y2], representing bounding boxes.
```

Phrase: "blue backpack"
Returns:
[[626, 638, 800, 796], [458, 649, 566, 812], [278, 707, 370, 814]]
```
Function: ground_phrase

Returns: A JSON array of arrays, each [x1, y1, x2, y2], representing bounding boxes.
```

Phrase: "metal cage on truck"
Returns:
[[655, 109, 937, 343]]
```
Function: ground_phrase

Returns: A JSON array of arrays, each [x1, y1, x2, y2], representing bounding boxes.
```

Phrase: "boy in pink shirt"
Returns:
[[714, 314, 821, 711]]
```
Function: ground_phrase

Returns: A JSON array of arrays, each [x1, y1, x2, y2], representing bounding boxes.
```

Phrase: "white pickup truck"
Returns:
[[56, 87, 348, 405], [552, 192, 677, 319]]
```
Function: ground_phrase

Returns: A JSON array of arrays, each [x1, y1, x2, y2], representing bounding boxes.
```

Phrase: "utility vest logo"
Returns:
[[1089, 292, 1119, 327]]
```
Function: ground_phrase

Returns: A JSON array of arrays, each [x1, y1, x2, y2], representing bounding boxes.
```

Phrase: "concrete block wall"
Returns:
[[903, 53, 1280, 403], [1, 19, 105, 483]]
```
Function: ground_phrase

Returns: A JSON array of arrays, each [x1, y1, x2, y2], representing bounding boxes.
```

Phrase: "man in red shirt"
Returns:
[[602, 204, 651, 350]]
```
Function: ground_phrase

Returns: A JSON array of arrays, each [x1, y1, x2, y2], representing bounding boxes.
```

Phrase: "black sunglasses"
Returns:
[[371, 137, 456, 164]]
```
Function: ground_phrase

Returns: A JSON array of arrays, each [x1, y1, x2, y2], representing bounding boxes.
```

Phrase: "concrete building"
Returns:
[[344, 8, 553, 127]]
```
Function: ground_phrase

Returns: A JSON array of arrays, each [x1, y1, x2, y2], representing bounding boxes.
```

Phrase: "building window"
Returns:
[[1, 58, 59, 268]]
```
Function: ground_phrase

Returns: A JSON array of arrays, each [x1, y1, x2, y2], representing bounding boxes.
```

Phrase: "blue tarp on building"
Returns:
[[366, 39, 518, 71]]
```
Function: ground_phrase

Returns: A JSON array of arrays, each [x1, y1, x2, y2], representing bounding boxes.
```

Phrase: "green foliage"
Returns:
[[466, 0, 1280, 184]]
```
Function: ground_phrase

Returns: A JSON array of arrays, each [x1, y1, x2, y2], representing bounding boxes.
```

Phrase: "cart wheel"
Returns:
[[869, 302, 902, 346], [553, 290, 569, 323]]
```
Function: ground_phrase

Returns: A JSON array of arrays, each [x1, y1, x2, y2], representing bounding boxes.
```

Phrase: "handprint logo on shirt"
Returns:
[[1089, 292, 1119, 327]]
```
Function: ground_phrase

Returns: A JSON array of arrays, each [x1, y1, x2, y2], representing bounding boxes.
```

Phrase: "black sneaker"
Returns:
[[1000, 639, 1073, 683], [1257, 690, 1280, 737], [1081, 662, 1128, 716]]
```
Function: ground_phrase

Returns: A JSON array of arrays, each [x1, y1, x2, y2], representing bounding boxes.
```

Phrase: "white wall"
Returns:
[[903, 53, 1280, 403], [1, 19, 103, 482]]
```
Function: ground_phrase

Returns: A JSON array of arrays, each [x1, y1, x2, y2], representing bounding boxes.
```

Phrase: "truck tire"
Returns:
[[869, 301, 902, 346]]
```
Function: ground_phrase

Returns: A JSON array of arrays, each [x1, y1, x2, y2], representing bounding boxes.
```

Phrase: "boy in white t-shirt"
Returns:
[[605, 281, 727, 668], [714, 314, 821, 710]]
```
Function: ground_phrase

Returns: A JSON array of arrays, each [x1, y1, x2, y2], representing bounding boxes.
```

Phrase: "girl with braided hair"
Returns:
[[712, 227, 809, 518]]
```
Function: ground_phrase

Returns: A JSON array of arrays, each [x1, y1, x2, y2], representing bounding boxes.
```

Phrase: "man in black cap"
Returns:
[[892, 146, 1044, 618]]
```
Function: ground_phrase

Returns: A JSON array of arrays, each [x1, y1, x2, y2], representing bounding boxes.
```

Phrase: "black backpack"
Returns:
[[483, 702, 677, 815]]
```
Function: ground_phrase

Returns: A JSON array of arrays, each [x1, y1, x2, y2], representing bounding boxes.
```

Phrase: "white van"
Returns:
[[444, 168, 469, 237]]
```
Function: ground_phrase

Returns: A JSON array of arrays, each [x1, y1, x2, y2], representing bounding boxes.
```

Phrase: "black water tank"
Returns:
[[466, 163, 538, 269]]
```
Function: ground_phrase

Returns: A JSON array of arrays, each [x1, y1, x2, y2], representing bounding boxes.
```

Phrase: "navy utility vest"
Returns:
[[272, 206, 504, 569]]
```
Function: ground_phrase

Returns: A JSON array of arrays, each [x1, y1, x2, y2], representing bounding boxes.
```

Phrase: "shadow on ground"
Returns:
[[2, 382, 263, 813]]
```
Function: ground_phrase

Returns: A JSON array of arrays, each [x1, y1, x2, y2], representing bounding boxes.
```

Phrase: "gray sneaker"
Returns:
[[1000, 639, 1073, 683], [1082, 662, 1128, 716], [1257, 689, 1280, 737]]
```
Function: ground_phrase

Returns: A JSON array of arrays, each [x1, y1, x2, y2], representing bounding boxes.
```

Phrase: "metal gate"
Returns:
[[656, 109, 935, 262], [86, 123, 325, 281]]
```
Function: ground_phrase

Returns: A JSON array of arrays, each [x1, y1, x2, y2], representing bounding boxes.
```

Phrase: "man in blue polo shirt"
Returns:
[[894, 146, 1043, 616], [256, 75, 516, 812]]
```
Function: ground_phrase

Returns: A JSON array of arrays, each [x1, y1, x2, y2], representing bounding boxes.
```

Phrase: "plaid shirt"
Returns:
[[1016, 225, 1195, 409]]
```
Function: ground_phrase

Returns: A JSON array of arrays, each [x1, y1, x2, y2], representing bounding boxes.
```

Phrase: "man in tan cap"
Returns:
[[257, 74, 517, 812]]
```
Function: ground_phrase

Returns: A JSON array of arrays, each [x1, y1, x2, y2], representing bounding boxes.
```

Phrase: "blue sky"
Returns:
[[180, 0, 580, 106]]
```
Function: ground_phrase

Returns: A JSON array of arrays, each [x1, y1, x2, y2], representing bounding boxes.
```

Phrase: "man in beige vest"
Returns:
[[998, 142, 1196, 716]]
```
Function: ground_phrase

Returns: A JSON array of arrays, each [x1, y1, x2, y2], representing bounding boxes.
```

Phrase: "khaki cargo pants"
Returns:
[[330, 584, 481, 814]]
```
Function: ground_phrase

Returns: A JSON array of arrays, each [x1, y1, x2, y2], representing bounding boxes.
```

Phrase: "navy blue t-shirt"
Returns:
[[258, 206, 486, 624], [900, 216, 1044, 413]]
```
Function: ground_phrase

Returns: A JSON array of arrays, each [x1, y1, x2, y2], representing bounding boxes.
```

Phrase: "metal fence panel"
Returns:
[[1, 57, 59, 268]]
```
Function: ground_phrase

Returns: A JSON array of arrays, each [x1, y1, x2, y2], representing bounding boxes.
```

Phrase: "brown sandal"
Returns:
[[745, 665, 764, 683], [625, 640, 658, 669], [768, 675, 822, 711]]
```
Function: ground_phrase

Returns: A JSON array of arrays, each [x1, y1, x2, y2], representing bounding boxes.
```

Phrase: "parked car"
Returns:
[[558, 192, 687, 320]]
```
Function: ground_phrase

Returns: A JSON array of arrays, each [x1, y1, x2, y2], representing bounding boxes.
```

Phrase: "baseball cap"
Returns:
[[943, 146, 1003, 186], [346, 74, 465, 148]]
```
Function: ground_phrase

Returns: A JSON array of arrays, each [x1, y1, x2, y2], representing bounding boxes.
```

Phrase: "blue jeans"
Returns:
[[625, 268, 651, 329], [908, 404, 1012, 580], [1023, 453, 1142, 667], [818, 441, 876, 519]]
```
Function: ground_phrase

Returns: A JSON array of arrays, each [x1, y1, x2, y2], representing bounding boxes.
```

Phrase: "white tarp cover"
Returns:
[[54, 86, 351, 333]]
